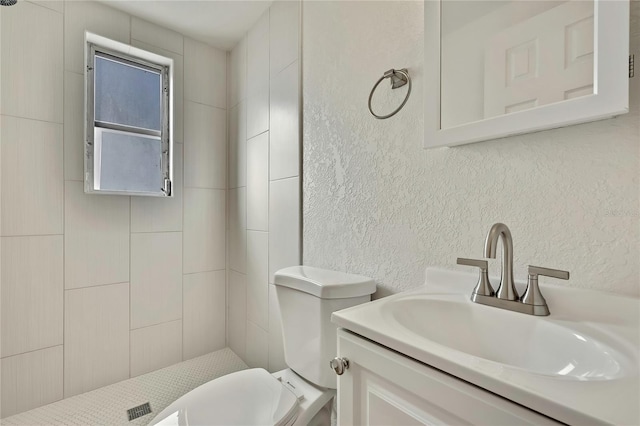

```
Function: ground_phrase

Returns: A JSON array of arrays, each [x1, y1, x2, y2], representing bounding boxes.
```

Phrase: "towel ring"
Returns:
[[368, 68, 411, 120]]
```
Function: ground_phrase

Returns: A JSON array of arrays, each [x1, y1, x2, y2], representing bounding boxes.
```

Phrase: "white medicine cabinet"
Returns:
[[84, 32, 174, 196], [424, 0, 630, 148]]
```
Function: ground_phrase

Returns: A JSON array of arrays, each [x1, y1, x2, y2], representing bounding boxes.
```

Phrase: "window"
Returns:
[[85, 32, 173, 196]]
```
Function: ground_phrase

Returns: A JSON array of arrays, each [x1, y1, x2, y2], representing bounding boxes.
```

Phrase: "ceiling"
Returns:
[[100, 0, 273, 50]]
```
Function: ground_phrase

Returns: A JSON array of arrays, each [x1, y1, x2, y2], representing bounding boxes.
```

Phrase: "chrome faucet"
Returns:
[[458, 223, 569, 316], [483, 223, 518, 301]]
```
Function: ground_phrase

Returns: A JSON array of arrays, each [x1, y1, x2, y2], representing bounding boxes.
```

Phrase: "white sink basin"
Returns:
[[384, 294, 630, 380], [331, 267, 640, 425]]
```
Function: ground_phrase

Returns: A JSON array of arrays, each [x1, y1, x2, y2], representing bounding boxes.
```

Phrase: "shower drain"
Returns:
[[127, 402, 152, 421]]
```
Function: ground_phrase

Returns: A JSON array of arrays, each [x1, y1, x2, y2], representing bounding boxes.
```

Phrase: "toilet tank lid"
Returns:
[[274, 266, 376, 299]]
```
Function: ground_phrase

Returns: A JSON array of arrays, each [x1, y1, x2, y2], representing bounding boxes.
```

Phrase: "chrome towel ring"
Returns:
[[368, 68, 411, 120]]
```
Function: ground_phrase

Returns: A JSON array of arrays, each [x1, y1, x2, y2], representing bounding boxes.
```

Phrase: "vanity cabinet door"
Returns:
[[336, 329, 561, 426]]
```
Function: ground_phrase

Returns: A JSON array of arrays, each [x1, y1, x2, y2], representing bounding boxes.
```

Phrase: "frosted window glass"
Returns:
[[95, 56, 162, 131], [99, 130, 163, 193]]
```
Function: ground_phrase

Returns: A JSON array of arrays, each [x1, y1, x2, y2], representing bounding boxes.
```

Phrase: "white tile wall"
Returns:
[[184, 102, 227, 189], [130, 320, 183, 377], [247, 85, 270, 139], [64, 283, 130, 398], [247, 10, 270, 96], [0, 346, 63, 418], [1, 236, 63, 358], [130, 144, 184, 233], [131, 17, 184, 55], [246, 132, 269, 231], [183, 188, 226, 274], [268, 284, 287, 372], [228, 271, 247, 360], [63, 71, 85, 182], [245, 321, 269, 369], [64, 1, 130, 74], [270, 61, 301, 180], [184, 38, 227, 109], [64, 182, 129, 289], [246, 230, 269, 330], [0, 1, 63, 123], [1, 116, 63, 236], [227, 1, 302, 371], [269, 177, 301, 282], [1, 2, 229, 417], [229, 188, 247, 274], [131, 232, 183, 329], [270, 0, 300, 75], [229, 102, 247, 188], [229, 37, 247, 108], [183, 271, 226, 360]]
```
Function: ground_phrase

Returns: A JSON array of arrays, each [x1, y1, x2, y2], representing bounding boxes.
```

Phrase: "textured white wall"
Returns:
[[302, 1, 640, 297]]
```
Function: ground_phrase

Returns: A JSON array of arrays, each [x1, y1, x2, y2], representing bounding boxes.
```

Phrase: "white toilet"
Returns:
[[150, 266, 376, 426]]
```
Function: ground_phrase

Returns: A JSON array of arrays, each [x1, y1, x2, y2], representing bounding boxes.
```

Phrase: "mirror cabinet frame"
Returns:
[[424, 0, 630, 148]]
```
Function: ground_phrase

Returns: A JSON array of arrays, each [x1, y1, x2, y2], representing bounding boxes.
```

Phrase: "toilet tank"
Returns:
[[274, 266, 375, 389]]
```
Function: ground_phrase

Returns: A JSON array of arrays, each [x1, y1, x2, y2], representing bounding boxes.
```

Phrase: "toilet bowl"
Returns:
[[149, 266, 375, 426]]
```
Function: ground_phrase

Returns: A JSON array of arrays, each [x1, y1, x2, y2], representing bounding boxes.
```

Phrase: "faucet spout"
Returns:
[[484, 223, 518, 301]]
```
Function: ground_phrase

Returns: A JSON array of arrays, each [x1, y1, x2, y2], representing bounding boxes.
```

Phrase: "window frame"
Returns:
[[84, 32, 174, 197]]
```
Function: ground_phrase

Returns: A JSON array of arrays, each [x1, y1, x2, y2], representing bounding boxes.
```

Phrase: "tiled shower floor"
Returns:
[[1, 348, 248, 426]]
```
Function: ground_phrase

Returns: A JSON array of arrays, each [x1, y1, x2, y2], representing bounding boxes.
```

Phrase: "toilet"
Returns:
[[150, 266, 376, 426]]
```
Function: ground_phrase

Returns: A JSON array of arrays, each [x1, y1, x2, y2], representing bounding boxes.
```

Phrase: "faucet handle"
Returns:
[[457, 258, 488, 270], [457, 258, 494, 297], [528, 266, 570, 281], [521, 265, 570, 314]]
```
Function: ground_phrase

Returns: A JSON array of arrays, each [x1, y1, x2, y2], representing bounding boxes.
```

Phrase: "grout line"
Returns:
[[269, 175, 300, 183], [130, 230, 182, 235], [0, 113, 63, 126], [64, 281, 129, 292], [130, 318, 182, 333], [0, 234, 63, 239], [0, 344, 64, 362], [61, 0, 67, 400], [184, 99, 227, 111], [182, 268, 226, 277]]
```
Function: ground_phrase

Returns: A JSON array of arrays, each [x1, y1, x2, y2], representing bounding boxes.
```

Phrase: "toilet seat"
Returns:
[[150, 368, 299, 426]]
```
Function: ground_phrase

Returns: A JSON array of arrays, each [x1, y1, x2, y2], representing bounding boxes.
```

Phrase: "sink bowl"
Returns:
[[382, 294, 630, 380]]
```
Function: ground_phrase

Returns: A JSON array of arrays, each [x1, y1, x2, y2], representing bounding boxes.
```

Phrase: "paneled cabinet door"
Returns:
[[336, 329, 560, 426]]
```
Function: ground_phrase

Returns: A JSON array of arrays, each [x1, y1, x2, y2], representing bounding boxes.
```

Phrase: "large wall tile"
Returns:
[[229, 102, 247, 189], [270, 0, 300, 75], [1, 116, 63, 236], [184, 38, 226, 109], [183, 271, 226, 360], [270, 61, 300, 180], [131, 144, 183, 233], [1, 1, 62, 123], [63, 71, 84, 182], [131, 40, 185, 145], [229, 37, 247, 108], [269, 177, 300, 282], [64, 1, 130, 73], [131, 232, 182, 329], [1, 236, 63, 358], [184, 102, 226, 189], [247, 132, 269, 231], [247, 10, 269, 96], [229, 187, 247, 274], [246, 230, 268, 330], [247, 85, 269, 139], [131, 17, 183, 55], [130, 320, 182, 377], [245, 321, 268, 369], [228, 271, 247, 360], [268, 284, 287, 372], [64, 283, 129, 398], [0, 346, 63, 418], [183, 188, 226, 274], [64, 182, 129, 289]]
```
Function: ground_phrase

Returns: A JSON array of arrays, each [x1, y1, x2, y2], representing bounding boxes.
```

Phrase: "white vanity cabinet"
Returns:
[[336, 329, 561, 426]]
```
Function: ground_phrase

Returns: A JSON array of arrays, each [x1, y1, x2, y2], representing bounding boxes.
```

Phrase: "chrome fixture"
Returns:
[[368, 68, 412, 119], [458, 223, 570, 316], [484, 223, 518, 301], [330, 357, 349, 375], [1, 0, 17, 6]]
